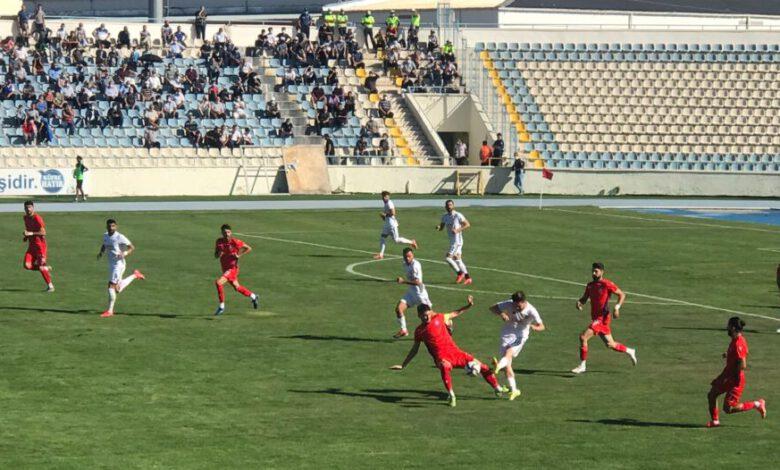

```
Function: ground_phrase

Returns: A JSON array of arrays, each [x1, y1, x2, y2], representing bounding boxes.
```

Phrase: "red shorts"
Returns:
[[435, 349, 474, 370], [711, 376, 745, 407], [588, 318, 612, 336], [220, 267, 240, 282], [24, 244, 47, 269]]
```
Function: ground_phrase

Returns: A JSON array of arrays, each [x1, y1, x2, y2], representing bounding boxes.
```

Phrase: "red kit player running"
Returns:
[[706, 316, 766, 428], [571, 262, 636, 374], [214, 224, 259, 316], [391, 296, 503, 407], [22, 201, 54, 292]]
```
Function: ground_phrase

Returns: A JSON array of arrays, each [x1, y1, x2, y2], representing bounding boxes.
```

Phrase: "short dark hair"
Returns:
[[592, 262, 605, 271], [728, 316, 745, 332], [221, 224, 231, 232], [106, 218, 116, 225], [381, 190, 390, 197], [482, 140, 488, 145], [24, 200, 34, 207], [511, 291, 526, 302], [416, 303, 432, 315], [445, 199, 454, 206], [402, 247, 413, 256]]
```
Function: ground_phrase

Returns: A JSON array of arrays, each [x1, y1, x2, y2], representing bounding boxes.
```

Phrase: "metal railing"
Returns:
[[326, 155, 452, 166]]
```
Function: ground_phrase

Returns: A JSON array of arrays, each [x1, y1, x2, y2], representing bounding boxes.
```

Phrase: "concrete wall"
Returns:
[[19, 0, 332, 17], [407, 94, 496, 164]]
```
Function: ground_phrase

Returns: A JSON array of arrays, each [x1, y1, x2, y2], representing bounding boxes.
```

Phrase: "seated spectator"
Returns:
[[146, 70, 162, 91], [93, 23, 111, 48], [279, 118, 294, 138], [241, 127, 254, 145], [209, 97, 226, 119], [174, 26, 187, 46], [204, 126, 222, 148], [379, 133, 392, 163], [168, 39, 185, 58], [427, 31, 439, 53], [265, 99, 280, 119], [377, 95, 393, 118], [183, 115, 202, 147], [37, 117, 54, 145], [22, 117, 37, 145], [283, 67, 298, 87], [144, 105, 160, 126], [364, 71, 378, 94], [232, 97, 247, 119], [315, 108, 331, 134], [197, 96, 210, 117], [162, 96, 178, 119], [107, 103, 123, 127], [353, 137, 368, 163], [213, 28, 228, 45], [118, 26, 131, 48], [228, 124, 243, 148], [61, 103, 76, 135], [144, 125, 161, 149], [367, 117, 380, 137]]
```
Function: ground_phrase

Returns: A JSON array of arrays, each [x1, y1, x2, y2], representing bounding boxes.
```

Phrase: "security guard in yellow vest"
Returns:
[[410, 9, 420, 33], [361, 11, 376, 51], [336, 9, 349, 37], [386, 10, 399, 29], [323, 9, 336, 28], [442, 40, 455, 61]]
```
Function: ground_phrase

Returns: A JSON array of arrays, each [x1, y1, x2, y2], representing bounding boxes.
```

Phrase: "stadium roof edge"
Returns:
[[321, 0, 504, 13], [499, 6, 780, 21]]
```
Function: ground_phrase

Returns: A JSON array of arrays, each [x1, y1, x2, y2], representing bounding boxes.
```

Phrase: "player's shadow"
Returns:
[[290, 388, 492, 407], [568, 418, 701, 429], [276, 334, 395, 343], [294, 254, 367, 259], [742, 305, 780, 309], [333, 277, 387, 284], [0, 306, 183, 320], [662, 327, 764, 334], [514, 368, 579, 378], [0, 288, 28, 292]]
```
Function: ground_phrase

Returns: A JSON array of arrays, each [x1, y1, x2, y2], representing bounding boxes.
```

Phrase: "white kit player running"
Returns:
[[393, 247, 432, 338], [490, 291, 545, 401], [436, 199, 472, 284], [97, 219, 145, 317], [374, 191, 417, 260]]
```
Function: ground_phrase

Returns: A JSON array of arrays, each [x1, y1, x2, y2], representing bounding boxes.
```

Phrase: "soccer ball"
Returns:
[[465, 360, 482, 376]]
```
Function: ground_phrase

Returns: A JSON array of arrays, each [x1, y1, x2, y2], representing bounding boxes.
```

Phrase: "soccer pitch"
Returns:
[[0, 204, 777, 468]]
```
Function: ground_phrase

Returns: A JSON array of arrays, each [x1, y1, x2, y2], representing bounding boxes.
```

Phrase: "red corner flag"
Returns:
[[542, 168, 554, 180]]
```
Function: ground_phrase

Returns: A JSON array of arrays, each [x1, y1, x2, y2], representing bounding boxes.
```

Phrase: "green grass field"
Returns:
[[0, 205, 777, 468]]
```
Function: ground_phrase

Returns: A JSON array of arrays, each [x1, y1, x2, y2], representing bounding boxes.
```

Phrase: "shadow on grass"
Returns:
[[290, 387, 495, 406], [568, 418, 701, 429], [742, 305, 780, 310], [294, 253, 368, 259], [0, 305, 184, 319], [333, 277, 388, 284], [0, 288, 29, 292], [662, 327, 764, 334], [514, 368, 579, 378], [275, 334, 395, 343]]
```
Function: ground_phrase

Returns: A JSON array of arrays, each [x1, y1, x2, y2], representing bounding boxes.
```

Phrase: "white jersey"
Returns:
[[103, 231, 131, 266], [441, 210, 467, 245], [383, 199, 398, 227], [496, 300, 542, 339], [404, 259, 425, 296]]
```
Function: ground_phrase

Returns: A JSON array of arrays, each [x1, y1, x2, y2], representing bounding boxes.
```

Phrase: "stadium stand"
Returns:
[[477, 42, 780, 172]]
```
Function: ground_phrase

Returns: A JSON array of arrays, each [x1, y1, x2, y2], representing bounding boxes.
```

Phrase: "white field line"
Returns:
[[237, 233, 779, 322], [551, 208, 780, 234], [345, 258, 677, 305], [757, 248, 780, 254]]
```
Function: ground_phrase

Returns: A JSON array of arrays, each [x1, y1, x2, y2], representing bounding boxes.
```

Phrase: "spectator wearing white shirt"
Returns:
[[93, 23, 110, 47], [213, 28, 228, 45], [232, 98, 247, 119]]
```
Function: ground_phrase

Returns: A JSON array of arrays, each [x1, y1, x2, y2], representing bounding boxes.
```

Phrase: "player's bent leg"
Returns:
[[573, 329, 593, 373], [706, 387, 721, 426], [215, 277, 227, 315], [232, 281, 259, 309], [602, 334, 637, 365], [393, 301, 409, 338]]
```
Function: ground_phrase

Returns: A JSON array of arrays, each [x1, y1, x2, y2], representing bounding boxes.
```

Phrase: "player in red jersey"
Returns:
[[22, 201, 54, 292], [214, 224, 259, 315], [706, 316, 766, 428], [571, 262, 636, 374], [391, 296, 503, 407]]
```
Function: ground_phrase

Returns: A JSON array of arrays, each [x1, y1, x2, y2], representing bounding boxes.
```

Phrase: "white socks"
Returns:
[[396, 236, 413, 244], [456, 259, 468, 274], [378, 237, 387, 256], [118, 274, 136, 292], [107, 288, 117, 313], [219, 302, 225, 309], [446, 257, 460, 272], [507, 376, 517, 392], [397, 315, 407, 331]]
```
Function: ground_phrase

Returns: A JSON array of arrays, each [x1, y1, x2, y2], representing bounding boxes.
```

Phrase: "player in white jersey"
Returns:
[[489, 291, 545, 400], [97, 219, 145, 318], [374, 191, 417, 260], [393, 247, 432, 338], [436, 199, 471, 284]]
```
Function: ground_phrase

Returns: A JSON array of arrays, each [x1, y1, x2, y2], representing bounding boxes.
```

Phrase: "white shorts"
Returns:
[[498, 331, 529, 358], [447, 241, 463, 257], [108, 260, 126, 285], [381, 223, 399, 240], [400, 287, 432, 308]]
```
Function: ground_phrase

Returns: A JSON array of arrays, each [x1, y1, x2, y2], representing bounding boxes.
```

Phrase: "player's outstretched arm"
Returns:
[[612, 288, 626, 318], [390, 341, 420, 370], [446, 295, 474, 321], [489, 303, 510, 321], [238, 244, 252, 257]]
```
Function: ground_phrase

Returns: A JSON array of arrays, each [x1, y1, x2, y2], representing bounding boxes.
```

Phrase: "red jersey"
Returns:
[[215, 237, 245, 271], [720, 335, 748, 380], [414, 314, 461, 361], [583, 278, 618, 322], [23, 214, 46, 248]]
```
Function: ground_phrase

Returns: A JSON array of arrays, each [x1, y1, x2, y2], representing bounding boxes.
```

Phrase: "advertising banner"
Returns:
[[0, 168, 82, 196]]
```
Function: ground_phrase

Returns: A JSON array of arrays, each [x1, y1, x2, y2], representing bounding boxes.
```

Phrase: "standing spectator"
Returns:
[[93, 23, 111, 47], [379, 133, 392, 163], [454, 139, 468, 165], [22, 117, 36, 145], [144, 125, 161, 149], [336, 10, 349, 39], [492, 132, 504, 166], [33, 4, 46, 37], [512, 151, 526, 194], [279, 118, 294, 138], [118, 26, 131, 48], [324, 133, 336, 164], [410, 9, 421, 34], [479, 140, 492, 166], [161, 20, 173, 45], [73, 156, 88, 202], [361, 11, 375, 51], [353, 137, 368, 164], [174, 26, 187, 45], [183, 114, 203, 147], [61, 104, 76, 135], [297, 9, 312, 40], [195, 6, 208, 40], [17, 6, 29, 44], [241, 127, 254, 145], [139, 25, 151, 50], [213, 28, 228, 46]]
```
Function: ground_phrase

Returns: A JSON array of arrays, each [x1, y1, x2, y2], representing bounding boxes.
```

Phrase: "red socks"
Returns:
[[40, 268, 52, 284], [612, 343, 627, 353], [439, 365, 453, 392], [580, 346, 588, 361], [736, 401, 756, 412], [480, 364, 499, 389], [215, 282, 225, 302], [236, 285, 253, 297], [710, 406, 719, 422]]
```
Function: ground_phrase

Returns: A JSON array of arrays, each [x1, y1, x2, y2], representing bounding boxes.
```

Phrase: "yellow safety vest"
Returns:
[[323, 13, 335, 26], [411, 14, 420, 27], [337, 14, 348, 27], [361, 15, 375, 28], [386, 15, 399, 27], [443, 43, 454, 54]]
